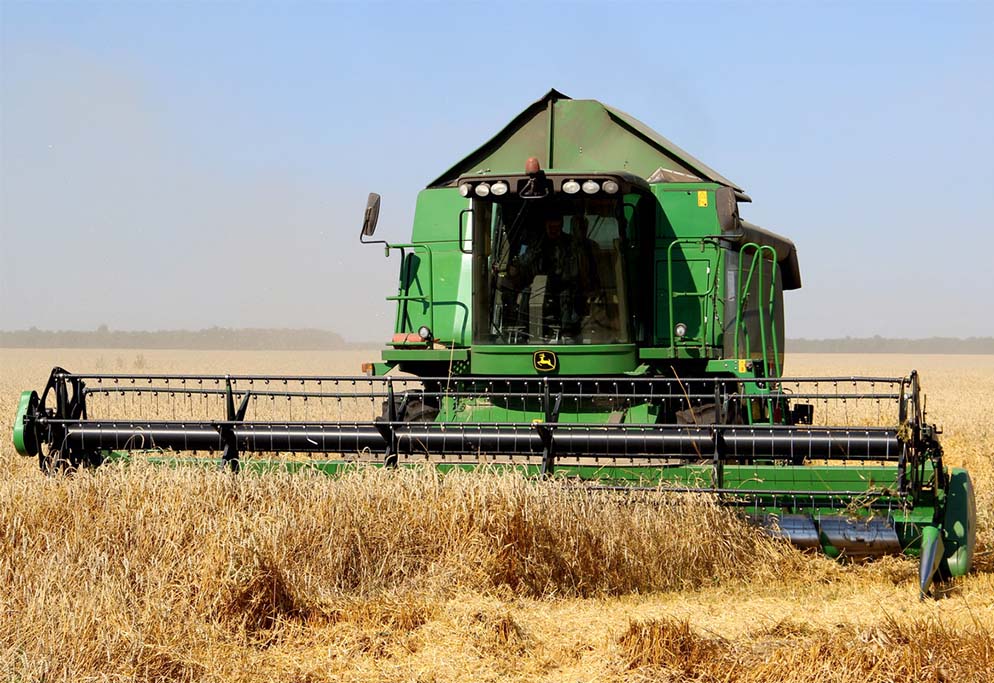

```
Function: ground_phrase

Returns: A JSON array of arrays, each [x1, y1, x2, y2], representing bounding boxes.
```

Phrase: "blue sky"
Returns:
[[2, 1, 992, 340]]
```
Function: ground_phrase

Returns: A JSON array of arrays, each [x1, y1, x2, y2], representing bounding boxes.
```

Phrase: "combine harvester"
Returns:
[[12, 90, 975, 597]]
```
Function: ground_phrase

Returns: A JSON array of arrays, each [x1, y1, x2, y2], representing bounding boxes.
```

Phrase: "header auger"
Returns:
[[12, 89, 976, 597]]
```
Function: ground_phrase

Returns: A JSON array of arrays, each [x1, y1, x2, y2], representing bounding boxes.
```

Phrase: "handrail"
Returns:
[[734, 243, 781, 377], [385, 242, 435, 336], [665, 238, 720, 354]]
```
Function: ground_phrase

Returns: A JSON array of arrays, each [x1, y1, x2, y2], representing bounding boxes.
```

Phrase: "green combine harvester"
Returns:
[[12, 90, 975, 597]]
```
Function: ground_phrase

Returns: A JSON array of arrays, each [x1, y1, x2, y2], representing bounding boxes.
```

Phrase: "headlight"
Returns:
[[458, 183, 472, 197], [491, 181, 508, 196], [474, 183, 491, 197], [562, 180, 581, 194], [581, 180, 600, 194], [602, 180, 620, 194], [675, 323, 688, 338], [418, 326, 432, 341]]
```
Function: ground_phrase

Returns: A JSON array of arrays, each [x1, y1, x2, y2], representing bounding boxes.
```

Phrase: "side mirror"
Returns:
[[361, 193, 381, 237]]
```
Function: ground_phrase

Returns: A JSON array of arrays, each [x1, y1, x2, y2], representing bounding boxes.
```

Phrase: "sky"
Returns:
[[2, 1, 992, 341]]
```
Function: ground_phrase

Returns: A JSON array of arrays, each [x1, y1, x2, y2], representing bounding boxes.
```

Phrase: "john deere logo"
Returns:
[[533, 350, 558, 373]]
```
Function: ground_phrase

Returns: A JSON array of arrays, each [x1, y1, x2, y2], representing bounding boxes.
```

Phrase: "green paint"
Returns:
[[919, 525, 944, 597], [11, 390, 34, 457], [381, 349, 469, 362], [470, 344, 637, 375], [942, 468, 976, 577], [384, 188, 472, 347], [379, 99, 795, 380]]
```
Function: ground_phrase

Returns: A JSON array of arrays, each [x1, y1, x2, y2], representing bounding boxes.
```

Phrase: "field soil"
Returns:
[[2, 349, 993, 682]]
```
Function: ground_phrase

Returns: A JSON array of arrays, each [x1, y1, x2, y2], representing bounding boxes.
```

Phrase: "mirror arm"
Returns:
[[360, 232, 389, 248]]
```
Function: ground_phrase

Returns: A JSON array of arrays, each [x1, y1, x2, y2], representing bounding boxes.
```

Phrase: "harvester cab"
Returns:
[[368, 92, 800, 383], [464, 169, 638, 348], [12, 89, 976, 598]]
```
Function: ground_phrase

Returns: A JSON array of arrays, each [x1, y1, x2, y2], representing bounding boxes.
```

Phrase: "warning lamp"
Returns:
[[525, 157, 541, 174]]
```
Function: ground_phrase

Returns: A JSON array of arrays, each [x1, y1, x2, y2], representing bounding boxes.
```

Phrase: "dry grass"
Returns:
[[1, 349, 993, 682], [0, 465, 790, 680], [619, 615, 994, 682]]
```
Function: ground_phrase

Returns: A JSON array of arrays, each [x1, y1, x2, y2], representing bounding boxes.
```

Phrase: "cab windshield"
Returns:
[[472, 197, 630, 345]]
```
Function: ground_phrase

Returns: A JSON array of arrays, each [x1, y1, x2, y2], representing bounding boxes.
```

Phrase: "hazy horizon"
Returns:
[[3, 324, 994, 342], [3, 326, 993, 357], [3, 2, 992, 342]]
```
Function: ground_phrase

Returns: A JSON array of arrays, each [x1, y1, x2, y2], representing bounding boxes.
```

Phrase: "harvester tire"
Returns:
[[401, 400, 439, 423], [379, 394, 439, 423]]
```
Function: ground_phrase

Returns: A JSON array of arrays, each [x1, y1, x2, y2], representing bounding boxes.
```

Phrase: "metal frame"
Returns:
[[19, 369, 934, 495]]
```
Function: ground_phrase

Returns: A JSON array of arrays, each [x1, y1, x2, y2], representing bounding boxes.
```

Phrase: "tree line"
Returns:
[[786, 336, 994, 354], [1, 328, 992, 354], [0, 327, 351, 350]]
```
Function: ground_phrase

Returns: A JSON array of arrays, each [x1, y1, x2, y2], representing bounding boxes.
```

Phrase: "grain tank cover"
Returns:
[[429, 89, 749, 201]]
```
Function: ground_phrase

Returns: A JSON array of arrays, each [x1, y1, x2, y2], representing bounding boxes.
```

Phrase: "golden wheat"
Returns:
[[0, 349, 992, 682]]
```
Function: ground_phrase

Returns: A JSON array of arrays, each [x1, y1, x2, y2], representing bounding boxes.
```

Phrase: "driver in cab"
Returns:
[[519, 214, 578, 284], [517, 213, 587, 338]]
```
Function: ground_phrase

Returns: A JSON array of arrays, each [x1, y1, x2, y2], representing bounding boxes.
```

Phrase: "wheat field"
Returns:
[[1, 349, 993, 682]]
